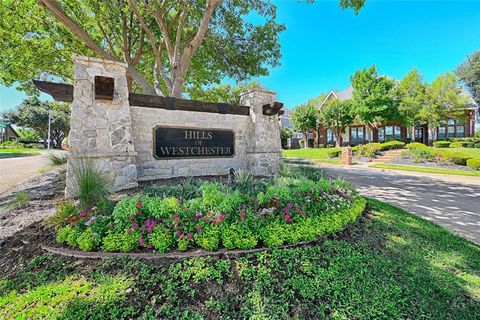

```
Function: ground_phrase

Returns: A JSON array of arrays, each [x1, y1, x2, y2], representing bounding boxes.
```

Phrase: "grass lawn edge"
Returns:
[[369, 163, 480, 177]]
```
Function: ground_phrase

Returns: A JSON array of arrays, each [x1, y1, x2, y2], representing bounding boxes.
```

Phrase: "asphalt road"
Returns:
[[0, 152, 50, 194], [321, 166, 480, 245]]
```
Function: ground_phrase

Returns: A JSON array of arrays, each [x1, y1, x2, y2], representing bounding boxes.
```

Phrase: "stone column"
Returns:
[[240, 89, 282, 176], [66, 54, 138, 197]]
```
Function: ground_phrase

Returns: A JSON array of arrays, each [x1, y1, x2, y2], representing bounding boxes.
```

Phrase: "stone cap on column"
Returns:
[[240, 88, 276, 100], [72, 54, 128, 68]]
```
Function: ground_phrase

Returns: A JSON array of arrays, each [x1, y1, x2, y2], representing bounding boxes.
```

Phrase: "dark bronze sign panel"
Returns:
[[154, 126, 235, 159]]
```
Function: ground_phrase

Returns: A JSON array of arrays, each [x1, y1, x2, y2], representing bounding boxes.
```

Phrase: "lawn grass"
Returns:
[[1, 199, 479, 319], [282, 148, 340, 159], [0, 148, 41, 158], [370, 163, 480, 177]]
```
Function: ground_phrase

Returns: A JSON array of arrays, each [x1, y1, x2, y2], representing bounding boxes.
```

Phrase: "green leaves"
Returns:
[[351, 65, 397, 127], [456, 50, 480, 106]]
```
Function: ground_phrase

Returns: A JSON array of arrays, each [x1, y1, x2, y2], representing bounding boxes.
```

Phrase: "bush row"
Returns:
[[407, 142, 479, 166], [353, 140, 405, 158], [433, 140, 480, 148], [53, 170, 366, 253]]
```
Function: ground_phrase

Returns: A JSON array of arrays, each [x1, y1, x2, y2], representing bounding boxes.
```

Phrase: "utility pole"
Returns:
[[47, 109, 51, 149]]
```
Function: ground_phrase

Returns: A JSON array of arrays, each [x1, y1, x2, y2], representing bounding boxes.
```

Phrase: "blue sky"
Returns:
[[1, 0, 480, 112]]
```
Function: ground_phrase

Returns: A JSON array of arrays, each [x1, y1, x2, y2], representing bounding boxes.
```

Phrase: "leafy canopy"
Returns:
[[351, 65, 397, 127], [419, 72, 468, 129], [0, 0, 285, 97], [189, 81, 263, 105], [396, 69, 427, 126], [291, 103, 318, 133], [456, 50, 480, 106], [319, 99, 355, 146], [2, 96, 70, 148]]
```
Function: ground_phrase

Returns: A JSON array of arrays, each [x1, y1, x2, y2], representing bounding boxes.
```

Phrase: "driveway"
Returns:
[[319, 165, 480, 245], [0, 152, 51, 194]]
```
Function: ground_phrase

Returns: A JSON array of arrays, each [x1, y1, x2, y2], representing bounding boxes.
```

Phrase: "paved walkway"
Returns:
[[314, 163, 480, 244], [0, 152, 51, 194]]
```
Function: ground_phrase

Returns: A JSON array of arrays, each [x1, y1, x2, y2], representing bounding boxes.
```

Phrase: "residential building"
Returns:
[[0, 120, 19, 143], [316, 86, 477, 146]]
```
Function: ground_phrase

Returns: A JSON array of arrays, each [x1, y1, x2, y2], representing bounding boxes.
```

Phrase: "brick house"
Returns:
[[316, 86, 478, 146]]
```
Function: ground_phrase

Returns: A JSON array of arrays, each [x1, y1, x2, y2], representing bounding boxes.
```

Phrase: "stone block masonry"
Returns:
[[65, 55, 282, 196]]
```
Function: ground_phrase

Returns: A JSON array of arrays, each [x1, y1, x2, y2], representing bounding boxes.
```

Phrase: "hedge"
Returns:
[[433, 141, 450, 148], [466, 158, 480, 171], [449, 141, 474, 148]]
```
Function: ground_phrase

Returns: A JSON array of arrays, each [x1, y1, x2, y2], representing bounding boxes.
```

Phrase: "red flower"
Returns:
[[283, 214, 292, 223], [218, 215, 225, 221], [197, 225, 203, 230], [239, 212, 247, 219], [136, 201, 143, 208], [187, 232, 193, 240], [79, 212, 88, 219]]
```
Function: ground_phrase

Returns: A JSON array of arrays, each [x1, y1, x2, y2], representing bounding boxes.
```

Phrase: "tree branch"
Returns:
[[37, 0, 156, 94]]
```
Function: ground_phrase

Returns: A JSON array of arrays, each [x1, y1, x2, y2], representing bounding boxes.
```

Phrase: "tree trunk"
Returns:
[[303, 132, 308, 148], [334, 130, 343, 147]]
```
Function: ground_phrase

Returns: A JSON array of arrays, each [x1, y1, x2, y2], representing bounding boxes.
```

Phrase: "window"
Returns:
[[378, 126, 401, 142], [326, 129, 336, 144], [438, 120, 465, 139], [350, 127, 365, 145]]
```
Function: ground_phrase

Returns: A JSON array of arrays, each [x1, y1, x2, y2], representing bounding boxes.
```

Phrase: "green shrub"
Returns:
[[149, 227, 174, 253], [355, 143, 382, 158], [436, 151, 473, 166], [68, 159, 111, 211], [449, 141, 472, 148], [433, 141, 450, 148], [380, 141, 405, 150], [56, 226, 75, 244], [327, 149, 341, 158], [221, 224, 258, 250], [195, 226, 220, 251], [407, 143, 434, 162], [177, 239, 190, 251], [261, 224, 285, 247], [466, 158, 480, 170], [76, 229, 99, 251], [475, 143, 480, 149], [201, 182, 225, 208], [102, 232, 139, 252], [48, 200, 77, 229]]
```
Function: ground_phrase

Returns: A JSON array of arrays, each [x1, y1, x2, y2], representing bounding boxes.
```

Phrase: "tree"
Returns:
[[189, 81, 263, 104], [1, 1, 366, 98], [1, 0, 284, 98], [456, 50, 480, 106], [419, 72, 468, 143], [319, 99, 354, 147], [351, 65, 397, 128], [291, 103, 317, 148], [395, 69, 427, 137], [17, 128, 42, 142], [3, 97, 70, 148]]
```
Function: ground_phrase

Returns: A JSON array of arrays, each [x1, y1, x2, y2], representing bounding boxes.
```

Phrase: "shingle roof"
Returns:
[[335, 86, 353, 101]]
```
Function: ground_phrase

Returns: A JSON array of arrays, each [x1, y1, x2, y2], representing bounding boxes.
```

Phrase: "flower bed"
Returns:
[[53, 168, 366, 253]]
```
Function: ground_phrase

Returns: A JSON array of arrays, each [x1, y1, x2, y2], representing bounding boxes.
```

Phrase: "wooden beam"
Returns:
[[33, 80, 74, 102], [129, 93, 250, 116], [33, 80, 250, 116]]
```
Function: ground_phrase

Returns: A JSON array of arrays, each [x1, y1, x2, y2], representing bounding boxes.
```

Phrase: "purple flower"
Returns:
[[84, 216, 97, 226], [131, 221, 138, 229], [139, 236, 145, 246]]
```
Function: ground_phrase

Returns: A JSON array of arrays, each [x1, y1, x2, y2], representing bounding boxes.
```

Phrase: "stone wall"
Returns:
[[65, 55, 282, 196]]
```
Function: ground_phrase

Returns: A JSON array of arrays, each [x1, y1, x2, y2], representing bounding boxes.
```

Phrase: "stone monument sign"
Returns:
[[35, 55, 284, 196]]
